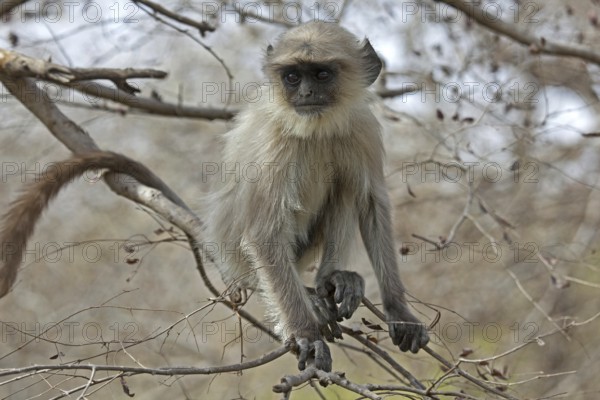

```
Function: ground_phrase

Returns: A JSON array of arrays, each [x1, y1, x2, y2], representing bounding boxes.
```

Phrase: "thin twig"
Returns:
[[361, 297, 519, 400], [506, 270, 569, 340], [438, 0, 600, 66], [0, 347, 289, 379], [76, 366, 95, 400], [132, 0, 215, 36]]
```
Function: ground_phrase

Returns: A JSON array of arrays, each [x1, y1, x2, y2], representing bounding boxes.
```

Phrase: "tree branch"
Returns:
[[361, 297, 519, 400], [0, 346, 289, 378], [0, 48, 167, 82], [0, 48, 235, 120], [0, 0, 28, 18], [436, 0, 600, 66], [69, 81, 234, 120], [132, 0, 215, 36]]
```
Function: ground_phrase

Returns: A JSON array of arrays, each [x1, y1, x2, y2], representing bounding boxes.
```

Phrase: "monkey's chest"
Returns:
[[292, 176, 331, 234], [290, 164, 362, 238], [275, 138, 368, 236]]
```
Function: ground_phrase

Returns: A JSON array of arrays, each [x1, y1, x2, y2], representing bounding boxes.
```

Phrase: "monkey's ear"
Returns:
[[360, 39, 383, 86], [266, 44, 274, 56]]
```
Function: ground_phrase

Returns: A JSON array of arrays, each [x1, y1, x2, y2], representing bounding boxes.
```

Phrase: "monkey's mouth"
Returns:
[[294, 104, 327, 116]]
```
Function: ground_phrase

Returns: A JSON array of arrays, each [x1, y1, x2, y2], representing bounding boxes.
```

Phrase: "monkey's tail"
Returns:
[[0, 151, 182, 297]]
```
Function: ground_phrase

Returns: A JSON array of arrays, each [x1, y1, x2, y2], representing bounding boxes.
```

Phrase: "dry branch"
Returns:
[[437, 0, 600, 66], [0, 0, 28, 18], [0, 346, 289, 378], [361, 298, 519, 400], [0, 48, 235, 120], [133, 0, 215, 36]]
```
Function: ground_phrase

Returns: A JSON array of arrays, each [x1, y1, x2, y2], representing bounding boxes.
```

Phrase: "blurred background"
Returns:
[[1, 0, 600, 398]]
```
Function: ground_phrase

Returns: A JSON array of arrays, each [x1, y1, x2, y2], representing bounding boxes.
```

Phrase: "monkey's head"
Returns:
[[263, 22, 382, 135]]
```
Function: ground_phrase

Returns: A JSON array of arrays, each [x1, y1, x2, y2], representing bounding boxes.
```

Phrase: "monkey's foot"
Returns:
[[316, 270, 365, 320], [286, 335, 332, 372]]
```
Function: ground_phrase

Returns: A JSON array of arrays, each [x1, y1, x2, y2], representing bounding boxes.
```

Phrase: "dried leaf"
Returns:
[[407, 183, 416, 198], [400, 245, 410, 255], [121, 376, 135, 397], [362, 318, 384, 331], [459, 348, 474, 357], [550, 274, 570, 289], [366, 335, 379, 344], [491, 367, 508, 380]]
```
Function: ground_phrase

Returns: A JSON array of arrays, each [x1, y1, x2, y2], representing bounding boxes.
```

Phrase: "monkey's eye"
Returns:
[[284, 72, 301, 85], [316, 70, 331, 81]]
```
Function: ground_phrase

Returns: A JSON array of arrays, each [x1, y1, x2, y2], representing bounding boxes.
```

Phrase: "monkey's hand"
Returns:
[[316, 270, 365, 320], [286, 334, 332, 372], [386, 305, 429, 353]]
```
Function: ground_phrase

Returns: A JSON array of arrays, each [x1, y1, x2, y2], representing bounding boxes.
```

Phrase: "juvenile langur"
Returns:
[[0, 22, 429, 372], [205, 21, 429, 370]]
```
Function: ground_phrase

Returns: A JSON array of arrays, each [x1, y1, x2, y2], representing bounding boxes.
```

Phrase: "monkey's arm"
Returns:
[[359, 181, 429, 353], [244, 234, 333, 372], [0, 151, 180, 297], [314, 201, 365, 322]]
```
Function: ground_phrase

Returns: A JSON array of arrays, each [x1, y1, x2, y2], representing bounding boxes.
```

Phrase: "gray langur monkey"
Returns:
[[0, 21, 429, 372], [205, 21, 429, 370]]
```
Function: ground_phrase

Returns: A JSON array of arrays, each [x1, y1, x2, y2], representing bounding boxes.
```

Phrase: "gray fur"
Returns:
[[206, 22, 429, 370]]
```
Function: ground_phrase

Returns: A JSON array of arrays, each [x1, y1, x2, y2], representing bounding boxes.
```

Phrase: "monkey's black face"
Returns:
[[279, 63, 338, 115]]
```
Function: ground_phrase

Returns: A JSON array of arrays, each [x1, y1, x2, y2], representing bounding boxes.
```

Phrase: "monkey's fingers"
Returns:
[[403, 324, 429, 353], [415, 325, 430, 352], [315, 296, 342, 341], [389, 322, 405, 347], [308, 289, 342, 340], [312, 295, 337, 322], [322, 295, 343, 340], [312, 340, 332, 372], [398, 325, 413, 352], [391, 322, 430, 353], [329, 320, 343, 340], [319, 319, 343, 341], [330, 271, 365, 320], [315, 280, 335, 298], [296, 337, 310, 370]]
